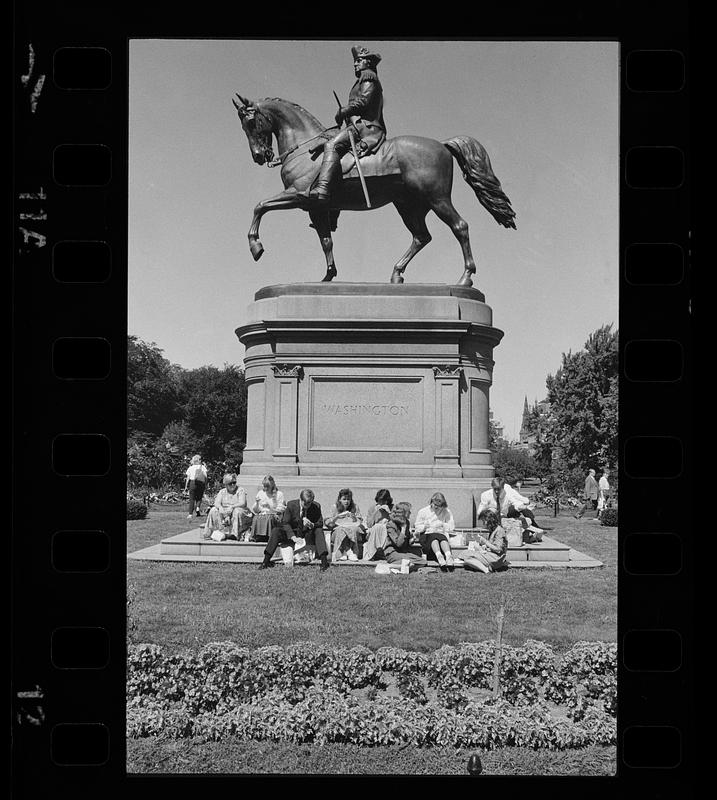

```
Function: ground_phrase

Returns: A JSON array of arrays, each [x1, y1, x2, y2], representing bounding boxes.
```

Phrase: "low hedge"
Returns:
[[599, 508, 618, 527], [127, 640, 616, 747], [127, 498, 148, 520]]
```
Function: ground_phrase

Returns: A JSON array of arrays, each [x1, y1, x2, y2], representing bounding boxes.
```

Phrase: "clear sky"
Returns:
[[129, 39, 618, 441]]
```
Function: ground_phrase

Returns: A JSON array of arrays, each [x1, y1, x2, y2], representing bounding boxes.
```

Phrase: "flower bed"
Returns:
[[127, 640, 616, 749]]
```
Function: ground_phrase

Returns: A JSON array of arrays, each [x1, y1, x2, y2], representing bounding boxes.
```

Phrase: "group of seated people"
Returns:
[[201, 474, 547, 574]]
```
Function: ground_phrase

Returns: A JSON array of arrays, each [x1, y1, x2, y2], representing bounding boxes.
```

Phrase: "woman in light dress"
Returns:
[[250, 475, 286, 542], [414, 491, 456, 571], [465, 510, 509, 572], [324, 488, 366, 561], [203, 473, 252, 540], [362, 488, 393, 561]]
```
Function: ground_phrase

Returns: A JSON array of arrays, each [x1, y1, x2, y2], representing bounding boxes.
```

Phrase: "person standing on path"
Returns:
[[575, 468, 599, 519]]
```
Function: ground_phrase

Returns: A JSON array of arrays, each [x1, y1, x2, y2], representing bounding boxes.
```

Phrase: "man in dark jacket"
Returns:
[[308, 45, 386, 203], [258, 488, 330, 571]]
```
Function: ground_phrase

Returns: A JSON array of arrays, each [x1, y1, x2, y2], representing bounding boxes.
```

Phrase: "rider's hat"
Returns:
[[351, 45, 381, 66]]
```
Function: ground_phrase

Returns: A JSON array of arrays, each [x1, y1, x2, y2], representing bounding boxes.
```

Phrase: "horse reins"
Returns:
[[266, 132, 327, 168]]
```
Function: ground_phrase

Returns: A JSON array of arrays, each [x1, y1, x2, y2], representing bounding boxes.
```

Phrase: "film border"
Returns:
[[12, 2, 692, 794]]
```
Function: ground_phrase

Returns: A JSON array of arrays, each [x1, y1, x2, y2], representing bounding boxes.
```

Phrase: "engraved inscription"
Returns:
[[310, 378, 423, 452], [320, 403, 408, 416]]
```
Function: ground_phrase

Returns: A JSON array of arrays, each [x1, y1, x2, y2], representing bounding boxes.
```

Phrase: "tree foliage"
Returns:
[[127, 336, 248, 489], [492, 447, 542, 484], [176, 365, 247, 465], [128, 336, 182, 435], [526, 324, 618, 494]]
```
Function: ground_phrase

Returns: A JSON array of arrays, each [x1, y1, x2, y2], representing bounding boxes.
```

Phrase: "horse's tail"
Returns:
[[443, 136, 517, 229]]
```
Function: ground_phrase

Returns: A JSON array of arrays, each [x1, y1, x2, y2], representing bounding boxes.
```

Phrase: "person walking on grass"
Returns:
[[185, 455, 207, 519], [597, 468, 611, 519], [575, 468, 599, 519]]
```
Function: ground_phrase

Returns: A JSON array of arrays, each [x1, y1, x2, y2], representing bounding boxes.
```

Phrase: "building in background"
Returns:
[[517, 396, 551, 454]]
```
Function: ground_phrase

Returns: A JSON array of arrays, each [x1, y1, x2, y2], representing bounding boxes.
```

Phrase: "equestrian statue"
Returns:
[[233, 45, 516, 287]]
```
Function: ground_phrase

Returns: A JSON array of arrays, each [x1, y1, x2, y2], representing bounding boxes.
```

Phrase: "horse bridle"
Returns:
[[234, 94, 328, 168]]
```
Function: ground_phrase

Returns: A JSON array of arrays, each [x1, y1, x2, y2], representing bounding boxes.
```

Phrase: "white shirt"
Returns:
[[414, 505, 455, 535], [186, 464, 207, 481], [476, 484, 528, 517], [599, 476, 610, 494], [253, 489, 286, 515]]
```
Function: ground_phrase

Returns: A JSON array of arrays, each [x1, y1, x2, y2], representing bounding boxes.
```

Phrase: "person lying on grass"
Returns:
[[383, 501, 426, 569], [414, 492, 456, 571], [464, 509, 509, 573]]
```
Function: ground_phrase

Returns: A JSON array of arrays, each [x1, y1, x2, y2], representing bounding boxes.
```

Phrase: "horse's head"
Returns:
[[232, 94, 275, 165]]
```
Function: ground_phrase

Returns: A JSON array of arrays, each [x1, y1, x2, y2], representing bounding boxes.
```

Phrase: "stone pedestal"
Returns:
[[235, 282, 503, 527]]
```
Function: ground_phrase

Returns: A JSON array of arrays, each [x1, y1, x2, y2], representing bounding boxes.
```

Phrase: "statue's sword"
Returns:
[[333, 90, 371, 208]]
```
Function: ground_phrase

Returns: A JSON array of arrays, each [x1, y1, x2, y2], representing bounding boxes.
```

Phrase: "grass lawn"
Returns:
[[127, 504, 616, 775], [128, 505, 616, 652]]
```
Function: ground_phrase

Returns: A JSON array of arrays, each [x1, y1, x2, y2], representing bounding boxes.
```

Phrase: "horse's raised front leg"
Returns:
[[429, 197, 477, 287], [390, 201, 432, 284], [248, 190, 303, 261], [308, 209, 338, 282]]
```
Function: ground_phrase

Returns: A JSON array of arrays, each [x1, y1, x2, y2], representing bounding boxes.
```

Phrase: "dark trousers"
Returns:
[[187, 480, 205, 513], [264, 524, 328, 560], [505, 506, 538, 526]]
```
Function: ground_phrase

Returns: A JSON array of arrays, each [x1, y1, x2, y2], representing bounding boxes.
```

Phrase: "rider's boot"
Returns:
[[309, 148, 341, 203]]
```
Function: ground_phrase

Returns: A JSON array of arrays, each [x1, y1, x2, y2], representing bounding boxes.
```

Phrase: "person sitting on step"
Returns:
[[476, 476, 546, 536], [250, 475, 286, 542], [258, 488, 330, 571], [203, 473, 252, 540], [362, 488, 393, 561], [414, 492, 456, 571], [383, 501, 426, 569], [324, 488, 366, 561]]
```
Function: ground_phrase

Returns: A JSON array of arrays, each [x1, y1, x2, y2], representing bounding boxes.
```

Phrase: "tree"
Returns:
[[541, 324, 618, 479], [492, 447, 543, 484], [176, 365, 247, 464], [128, 336, 182, 436], [160, 420, 209, 458], [127, 430, 185, 492]]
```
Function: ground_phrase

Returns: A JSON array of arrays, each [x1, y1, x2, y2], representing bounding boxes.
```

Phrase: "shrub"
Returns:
[[126, 640, 618, 748], [599, 507, 618, 527], [127, 497, 148, 520]]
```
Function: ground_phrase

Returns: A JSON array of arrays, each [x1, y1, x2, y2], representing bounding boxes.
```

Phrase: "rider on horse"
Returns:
[[309, 45, 386, 203]]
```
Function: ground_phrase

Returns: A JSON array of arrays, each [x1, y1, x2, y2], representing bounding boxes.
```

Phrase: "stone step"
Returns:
[[159, 529, 571, 563]]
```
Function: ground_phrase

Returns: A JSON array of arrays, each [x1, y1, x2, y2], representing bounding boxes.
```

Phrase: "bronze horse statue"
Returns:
[[233, 94, 516, 286]]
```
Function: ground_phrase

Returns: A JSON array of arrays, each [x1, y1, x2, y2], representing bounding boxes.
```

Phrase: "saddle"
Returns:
[[309, 131, 401, 180], [340, 138, 400, 179]]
